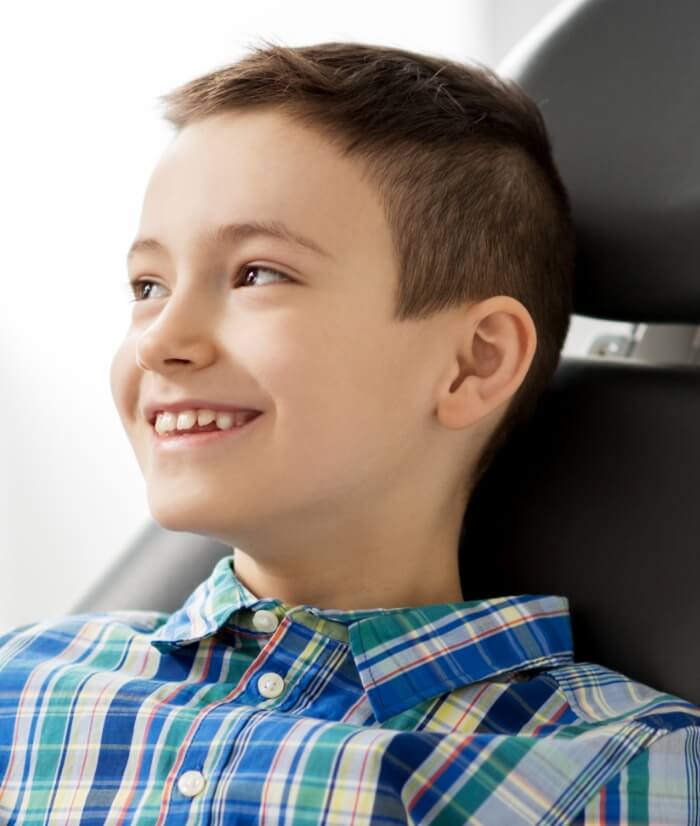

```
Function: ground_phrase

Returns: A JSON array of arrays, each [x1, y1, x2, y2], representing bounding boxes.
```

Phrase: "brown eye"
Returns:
[[127, 278, 166, 302], [236, 265, 291, 288]]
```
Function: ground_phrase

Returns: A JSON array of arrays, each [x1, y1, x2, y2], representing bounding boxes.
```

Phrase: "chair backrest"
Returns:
[[72, 0, 700, 705]]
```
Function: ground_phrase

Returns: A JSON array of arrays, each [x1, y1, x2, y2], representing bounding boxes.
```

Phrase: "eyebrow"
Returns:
[[126, 219, 334, 264]]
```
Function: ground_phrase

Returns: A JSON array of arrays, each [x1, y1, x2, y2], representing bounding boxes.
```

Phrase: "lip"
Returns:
[[150, 411, 264, 454]]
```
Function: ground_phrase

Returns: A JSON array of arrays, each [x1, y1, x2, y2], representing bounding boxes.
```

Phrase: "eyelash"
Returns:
[[126, 264, 292, 303]]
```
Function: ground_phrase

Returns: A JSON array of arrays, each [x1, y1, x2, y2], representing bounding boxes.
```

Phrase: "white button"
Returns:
[[177, 769, 206, 797], [252, 609, 279, 633], [257, 671, 285, 698]]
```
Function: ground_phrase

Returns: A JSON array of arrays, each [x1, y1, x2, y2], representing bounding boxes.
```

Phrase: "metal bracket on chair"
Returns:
[[590, 322, 700, 365]]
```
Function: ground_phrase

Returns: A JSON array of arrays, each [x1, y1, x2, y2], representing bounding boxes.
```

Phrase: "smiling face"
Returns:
[[110, 106, 514, 608]]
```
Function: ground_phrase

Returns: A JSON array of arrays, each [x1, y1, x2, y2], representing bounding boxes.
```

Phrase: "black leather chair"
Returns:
[[73, 0, 700, 706]]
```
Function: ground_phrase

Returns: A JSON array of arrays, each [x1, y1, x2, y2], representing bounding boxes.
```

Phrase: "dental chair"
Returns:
[[73, 0, 700, 706]]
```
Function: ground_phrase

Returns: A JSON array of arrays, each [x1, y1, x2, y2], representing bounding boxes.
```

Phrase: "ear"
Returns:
[[435, 296, 537, 431]]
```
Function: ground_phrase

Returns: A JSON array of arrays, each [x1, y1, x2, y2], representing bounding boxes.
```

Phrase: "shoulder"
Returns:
[[571, 726, 700, 824], [545, 659, 700, 733], [476, 662, 700, 823], [0, 610, 169, 671]]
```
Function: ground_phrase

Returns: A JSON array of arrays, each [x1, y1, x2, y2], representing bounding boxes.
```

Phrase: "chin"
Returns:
[[146, 493, 209, 534], [146, 493, 241, 542]]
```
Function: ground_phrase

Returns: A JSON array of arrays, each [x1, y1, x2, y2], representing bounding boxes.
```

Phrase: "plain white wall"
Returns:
[[1, 0, 611, 633]]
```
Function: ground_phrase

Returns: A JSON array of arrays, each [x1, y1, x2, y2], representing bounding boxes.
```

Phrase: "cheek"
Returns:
[[271, 332, 395, 459], [109, 339, 139, 424], [251, 305, 414, 450]]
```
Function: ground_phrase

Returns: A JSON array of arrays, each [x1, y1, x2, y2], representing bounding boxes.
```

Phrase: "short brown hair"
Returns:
[[157, 38, 575, 502]]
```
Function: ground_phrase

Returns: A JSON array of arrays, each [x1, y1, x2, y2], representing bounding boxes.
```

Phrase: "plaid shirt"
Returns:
[[0, 554, 698, 825]]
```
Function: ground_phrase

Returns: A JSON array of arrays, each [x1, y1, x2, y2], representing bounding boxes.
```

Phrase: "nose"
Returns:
[[135, 288, 218, 372]]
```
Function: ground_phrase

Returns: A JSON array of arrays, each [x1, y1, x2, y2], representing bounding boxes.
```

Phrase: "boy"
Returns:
[[1, 39, 698, 824]]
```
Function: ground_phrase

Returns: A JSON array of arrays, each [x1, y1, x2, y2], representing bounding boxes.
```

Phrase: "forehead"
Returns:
[[137, 109, 388, 262]]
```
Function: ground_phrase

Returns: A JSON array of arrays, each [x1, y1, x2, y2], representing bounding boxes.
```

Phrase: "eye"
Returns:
[[234, 264, 292, 289], [126, 278, 167, 303], [127, 264, 292, 302]]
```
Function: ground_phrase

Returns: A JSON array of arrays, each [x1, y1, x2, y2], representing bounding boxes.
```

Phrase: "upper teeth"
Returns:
[[154, 409, 257, 435]]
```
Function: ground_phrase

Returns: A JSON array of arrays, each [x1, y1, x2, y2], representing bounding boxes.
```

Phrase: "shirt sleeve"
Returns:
[[571, 726, 700, 824]]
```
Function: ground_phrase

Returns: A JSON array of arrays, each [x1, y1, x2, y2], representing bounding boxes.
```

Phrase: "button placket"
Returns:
[[239, 610, 288, 703]]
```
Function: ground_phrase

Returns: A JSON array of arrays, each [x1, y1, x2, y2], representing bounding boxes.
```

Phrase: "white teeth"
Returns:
[[154, 408, 256, 435], [176, 410, 197, 430], [197, 409, 216, 427], [155, 411, 178, 435], [215, 412, 235, 430]]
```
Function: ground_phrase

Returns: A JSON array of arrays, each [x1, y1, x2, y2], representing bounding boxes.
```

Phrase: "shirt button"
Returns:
[[252, 609, 279, 632], [257, 671, 285, 698], [177, 769, 206, 797]]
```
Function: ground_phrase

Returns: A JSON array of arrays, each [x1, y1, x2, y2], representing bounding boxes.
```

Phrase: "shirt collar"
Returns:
[[150, 554, 574, 723]]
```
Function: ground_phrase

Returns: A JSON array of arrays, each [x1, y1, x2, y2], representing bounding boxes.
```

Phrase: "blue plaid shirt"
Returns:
[[0, 553, 698, 824]]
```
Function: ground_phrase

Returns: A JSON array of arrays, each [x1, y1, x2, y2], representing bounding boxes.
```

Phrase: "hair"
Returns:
[[157, 38, 575, 505]]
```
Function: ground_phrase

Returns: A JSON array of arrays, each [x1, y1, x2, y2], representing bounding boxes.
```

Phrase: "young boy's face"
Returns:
[[110, 107, 480, 606]]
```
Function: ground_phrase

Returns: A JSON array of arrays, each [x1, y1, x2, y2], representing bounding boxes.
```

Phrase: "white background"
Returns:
[[0, 0, 626, 632]]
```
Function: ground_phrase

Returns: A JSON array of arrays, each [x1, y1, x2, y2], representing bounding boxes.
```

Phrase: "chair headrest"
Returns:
[[498, 0, 700, 323]]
